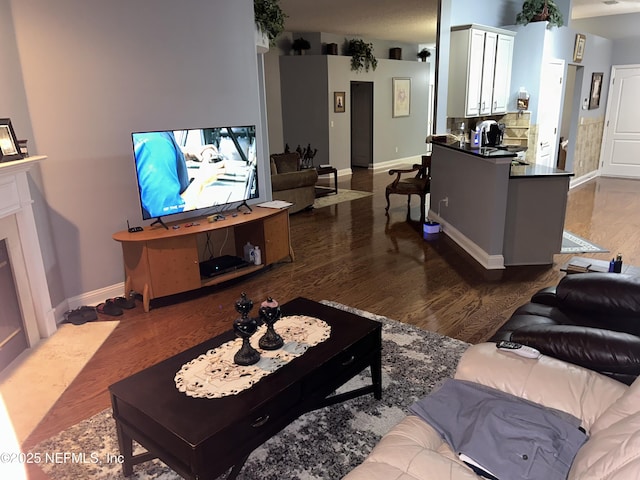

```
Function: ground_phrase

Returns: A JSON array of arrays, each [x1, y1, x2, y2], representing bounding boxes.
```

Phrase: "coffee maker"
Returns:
[[487, 123, 505, 147], [477, 120, 505, 147]]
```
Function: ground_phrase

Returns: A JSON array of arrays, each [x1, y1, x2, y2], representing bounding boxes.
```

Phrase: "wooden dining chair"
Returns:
[[384, 155, 431, 223]]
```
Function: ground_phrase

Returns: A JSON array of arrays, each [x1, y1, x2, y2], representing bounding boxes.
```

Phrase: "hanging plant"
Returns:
[[254, 0, 287, 46], [347, 39, 378, 73], [516, 0, 564, 29]]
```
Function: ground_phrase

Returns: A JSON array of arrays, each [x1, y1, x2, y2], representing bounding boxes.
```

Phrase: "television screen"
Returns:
[[132, 125, 258, 220]]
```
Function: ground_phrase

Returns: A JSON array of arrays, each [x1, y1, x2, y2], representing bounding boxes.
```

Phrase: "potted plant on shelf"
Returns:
[[292, 37, 311, 55], [417, 48, 431, 62], [516, 0, 564, 28], [347, 38, 378, 73], [254, 0, 287, 46]]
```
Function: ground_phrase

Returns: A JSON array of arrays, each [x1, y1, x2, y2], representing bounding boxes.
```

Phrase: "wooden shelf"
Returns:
[[200, 264, 263, 288], [113, 207, 292, 311]]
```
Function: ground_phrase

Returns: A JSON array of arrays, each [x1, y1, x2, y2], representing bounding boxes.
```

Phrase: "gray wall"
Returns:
[[2, 0, 268, 305], [279, 56, 330, 161], [279, 51, 429, 170], [611, 37, 640, 65]]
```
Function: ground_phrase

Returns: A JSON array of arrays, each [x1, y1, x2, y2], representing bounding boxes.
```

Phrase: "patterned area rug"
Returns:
[[561, 230, 609, 254], [313, 189, 372, 209], [32, 302, 469, 480]]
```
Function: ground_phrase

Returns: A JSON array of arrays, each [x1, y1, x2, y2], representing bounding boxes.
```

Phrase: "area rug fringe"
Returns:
[[32, 303, 468, 480], [561, 230, 609, 254]]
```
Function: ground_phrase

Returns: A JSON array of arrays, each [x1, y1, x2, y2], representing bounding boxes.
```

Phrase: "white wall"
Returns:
[[4, 0, 267, 304]]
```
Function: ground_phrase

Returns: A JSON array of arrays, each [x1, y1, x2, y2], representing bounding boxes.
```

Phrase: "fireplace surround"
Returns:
[[0, 156, 55, 357]]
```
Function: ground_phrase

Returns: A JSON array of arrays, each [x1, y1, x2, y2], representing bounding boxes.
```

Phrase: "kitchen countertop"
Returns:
[[431, 140, 573, 178], [509, 162, 573, 178], [433, 140, 517, 159]]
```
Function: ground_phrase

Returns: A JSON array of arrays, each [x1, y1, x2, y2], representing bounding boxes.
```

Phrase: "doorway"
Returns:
[[600, 65, 640, 178], [536, 59, 565, 168], [350, 81, 373, 168]]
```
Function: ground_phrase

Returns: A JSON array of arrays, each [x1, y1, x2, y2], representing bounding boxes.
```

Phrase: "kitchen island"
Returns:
[[428, 141, 573, 269]]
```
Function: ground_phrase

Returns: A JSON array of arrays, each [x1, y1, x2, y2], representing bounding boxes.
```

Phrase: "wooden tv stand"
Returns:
[[112, 207, 292, 312]]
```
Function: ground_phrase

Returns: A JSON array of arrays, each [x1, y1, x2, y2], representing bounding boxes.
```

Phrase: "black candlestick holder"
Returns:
[[258, 297, 283, 350], [233, 292, 260, 366]]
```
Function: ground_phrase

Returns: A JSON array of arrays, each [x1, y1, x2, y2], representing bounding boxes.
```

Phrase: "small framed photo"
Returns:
[[392, 77, 411, 118], [0, 118, 24, 163], [573, 34, 586, 63], [589, 72, 604, 110], [334, 92, 345, 113]]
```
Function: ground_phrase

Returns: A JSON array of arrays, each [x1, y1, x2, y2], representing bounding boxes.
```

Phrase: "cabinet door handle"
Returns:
[[341, 355, 355, 366], [251, 415, 270, 427]]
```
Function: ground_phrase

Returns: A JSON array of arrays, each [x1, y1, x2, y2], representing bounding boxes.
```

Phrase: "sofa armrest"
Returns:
[[343, 416, 480, 480], [530, 286, 559, 306], [511, 325, 640, 382], [454, 343, 627, 431], [555, 273, 640, 315], [270, 169, 318, 192]]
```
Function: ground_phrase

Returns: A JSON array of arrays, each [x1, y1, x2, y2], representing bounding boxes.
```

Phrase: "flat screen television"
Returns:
[[132, 125, 258, 225]]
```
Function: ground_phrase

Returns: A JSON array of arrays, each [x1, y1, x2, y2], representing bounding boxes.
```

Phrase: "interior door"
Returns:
[[600, 65, 640, 178], [536, 59, 564, 167], [351, 81, 373, 168]]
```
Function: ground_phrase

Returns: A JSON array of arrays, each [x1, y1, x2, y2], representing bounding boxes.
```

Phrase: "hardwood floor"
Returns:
[[21, 170, 640, 478]]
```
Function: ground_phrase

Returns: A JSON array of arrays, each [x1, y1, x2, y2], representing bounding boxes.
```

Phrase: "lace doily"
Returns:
[[175, 315, 331, 398]]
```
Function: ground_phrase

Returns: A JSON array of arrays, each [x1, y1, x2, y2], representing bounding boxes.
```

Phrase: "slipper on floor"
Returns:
[[64, 306, 98, 325], [97, 299, 123, 316], [112, 296, 135, 309]]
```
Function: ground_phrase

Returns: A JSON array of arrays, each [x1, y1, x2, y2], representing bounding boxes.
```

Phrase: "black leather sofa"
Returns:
[[490, 272, 640, 385]]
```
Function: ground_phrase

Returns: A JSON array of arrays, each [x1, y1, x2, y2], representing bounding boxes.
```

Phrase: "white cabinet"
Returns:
[[447, 25, 515, 118], [492, 33, 514, 113]]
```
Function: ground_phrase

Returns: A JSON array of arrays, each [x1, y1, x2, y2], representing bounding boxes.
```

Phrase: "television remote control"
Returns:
[[496, 341, 541, 359]]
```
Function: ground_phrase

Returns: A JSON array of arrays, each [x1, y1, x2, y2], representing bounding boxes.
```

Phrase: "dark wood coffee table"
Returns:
[[109, 297, 382, 479]]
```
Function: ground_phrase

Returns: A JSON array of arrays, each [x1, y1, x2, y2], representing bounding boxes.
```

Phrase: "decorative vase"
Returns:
[[258, 297, 283, 350], [233, 293, 260, 366], [326, 43, 338, 55]]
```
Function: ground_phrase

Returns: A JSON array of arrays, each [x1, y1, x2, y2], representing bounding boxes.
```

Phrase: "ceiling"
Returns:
[[279, 0, 640, 44], [279, 0, 439, 44], [572, 0, 640, 19]]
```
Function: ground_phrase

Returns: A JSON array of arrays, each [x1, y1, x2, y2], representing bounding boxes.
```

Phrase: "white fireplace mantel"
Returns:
[[0, 156, 56, 347]]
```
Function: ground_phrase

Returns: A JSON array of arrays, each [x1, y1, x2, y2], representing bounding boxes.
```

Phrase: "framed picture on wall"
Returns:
[[0, 118, 24, 163], [334, 92, 345, 113], [392, 77, 411, 117], [589, 72, 604, 110], [573, 34, 586, 63]]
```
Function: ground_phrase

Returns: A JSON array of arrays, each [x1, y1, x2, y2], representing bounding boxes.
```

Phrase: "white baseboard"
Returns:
[[570, 170, 598, 189], [54, 282, 125, 324], [371, 155, 425, 173], [428, 211, 505, 270], [336, 167, 352, 177]]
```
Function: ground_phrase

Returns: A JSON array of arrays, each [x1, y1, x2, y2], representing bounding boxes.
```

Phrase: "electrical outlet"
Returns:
[[443, 196, 449, 207]]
